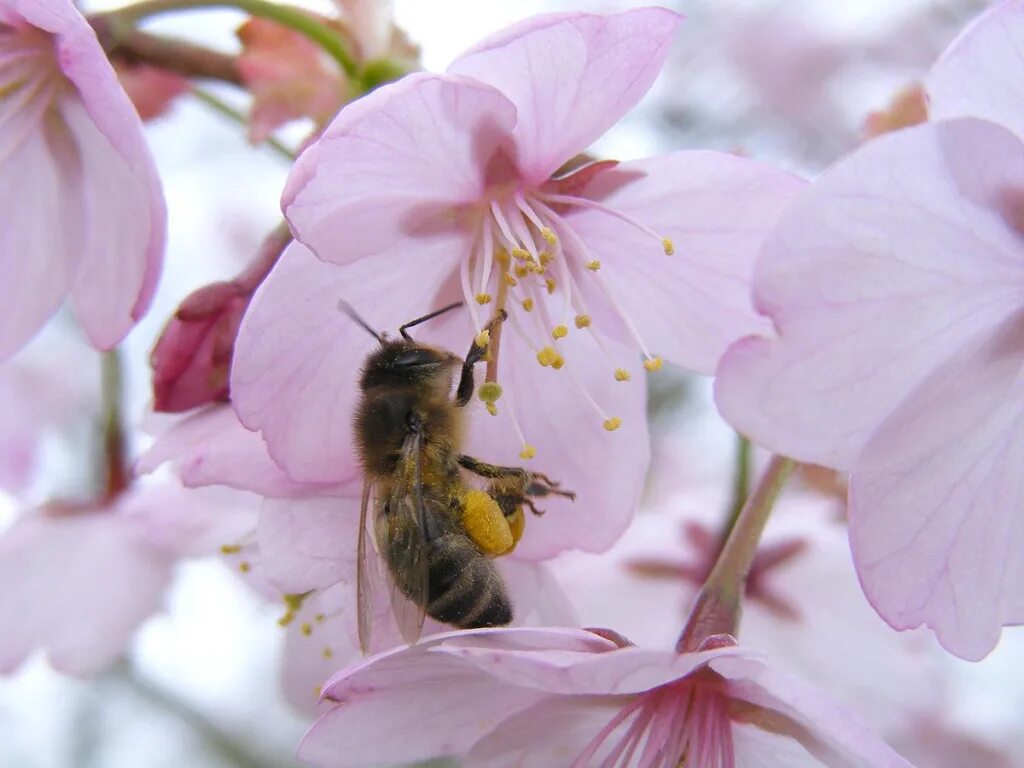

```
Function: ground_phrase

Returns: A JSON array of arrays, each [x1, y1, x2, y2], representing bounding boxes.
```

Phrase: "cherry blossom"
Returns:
[[716, 0, 1024, 659], [0, 481, 254, 675], [0, 0, 164, 361], [298, 627, 913, 768], [231, 10, 804, 557]]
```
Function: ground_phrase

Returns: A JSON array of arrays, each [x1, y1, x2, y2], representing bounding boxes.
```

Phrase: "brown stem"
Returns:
[[100, 350, 130, 500], [92, 18, 243, 85], [676, 454, 795, 652]]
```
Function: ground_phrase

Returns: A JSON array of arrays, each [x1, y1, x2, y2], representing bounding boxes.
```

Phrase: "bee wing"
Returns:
[[380, 429, 431, 646], [355, 476, 378, 656]]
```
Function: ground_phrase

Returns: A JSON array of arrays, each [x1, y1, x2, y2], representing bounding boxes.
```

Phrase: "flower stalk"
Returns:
[[100, 349, 130, 500], [676, 453, 794, 651]]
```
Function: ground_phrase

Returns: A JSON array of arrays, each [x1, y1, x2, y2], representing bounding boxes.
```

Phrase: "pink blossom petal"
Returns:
[[231, 242, 462, 483], [568, 152, 805, 373], [299, 634, 556, 767], [0, 511, 173, 675], [927, 0, 1024, 139], [716, 656, 915, 767], [464, 694, 630, 768], [25, 0, 165, 345], [259, 495, 362, 593], [283, 72, 514, 266], [138, 406, 339, 497], [464, 326, 648, 558], [498, 560, 578, 627], [849, 315, 1024, 661], [716, 119, 1024, 469], [448, 8, 682, 184]]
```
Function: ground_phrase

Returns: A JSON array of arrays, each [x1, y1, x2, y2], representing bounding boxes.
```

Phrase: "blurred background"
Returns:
[[2, 0, 1021, 766]]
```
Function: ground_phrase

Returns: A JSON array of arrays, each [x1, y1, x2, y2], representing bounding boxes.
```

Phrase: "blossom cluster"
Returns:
[[0, 0, 1021, 766]]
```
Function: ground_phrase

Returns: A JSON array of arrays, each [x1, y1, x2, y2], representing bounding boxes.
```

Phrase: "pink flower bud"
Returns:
[[151, 282, 250, 413]]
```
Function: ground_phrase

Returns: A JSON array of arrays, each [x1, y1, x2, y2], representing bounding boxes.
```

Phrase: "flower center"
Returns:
[[0, 23, 65, 161], [458, 181, 673, 458], [573, 679, 735, 768]]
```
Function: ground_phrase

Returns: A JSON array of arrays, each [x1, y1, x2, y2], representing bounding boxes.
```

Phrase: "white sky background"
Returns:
[[1, 1, 1021, 767]]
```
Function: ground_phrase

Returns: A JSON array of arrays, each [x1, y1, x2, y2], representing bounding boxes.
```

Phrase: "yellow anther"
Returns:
[[522, 298, 534, 312], [586, 260, 601, 271], [539, 251, 554, 265], [475, 293, 492, 305], [485, 401, 498, 416], [238, 561, 252, 573], [479, 381, 503, 404], [519, 444, 537, 460], [615, 368, 632, 382], [475, 329, 490, 349], [301, 622, 313, 637], [552, 325, 569, 339], [462, 489, 514, 555], [643, 356, 664, 372], [496, 249, 510, 266], [574, 314, 591, 329], [514, 264, 529, 278], [504, 273, 518, 287], [551, 354, 565, 370], [527, 261, 545, 274], [541, 227, 557, 245], [536, 346, 558, 367], [315, 613, 326, 623], [219, 544, 241, 554], [545, 277, 557, 294], [603, 417, 623, 431], [322, 647, 334, 659], [511, 247, 531, 261], [662, 237, 675, 256]]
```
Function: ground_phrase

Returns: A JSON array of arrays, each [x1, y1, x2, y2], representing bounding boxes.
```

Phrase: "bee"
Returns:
[[343, 301, 574, 652]]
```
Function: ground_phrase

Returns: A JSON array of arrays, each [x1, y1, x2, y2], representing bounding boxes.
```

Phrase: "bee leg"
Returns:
[[457, 455, 576, 503], [454, 310, 508, 407]]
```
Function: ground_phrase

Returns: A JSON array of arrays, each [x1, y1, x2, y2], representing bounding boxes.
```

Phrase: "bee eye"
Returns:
[[393, 348, 440, 369]]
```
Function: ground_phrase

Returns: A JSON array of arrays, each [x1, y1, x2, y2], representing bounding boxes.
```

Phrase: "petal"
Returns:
[[283, 72, 515, 266], [569, 151, 806, 373], [498, 560, 579, 627], [230, 242, 463, 483], [464, 694, 630, 768], [26, 0, 165, 337], [448, 8, 683, 184], [299, 635, 548, 768], [717, 657, 915, 767], [0, 105, 77, 360], [138, 406, 340, 498], [716, 118, 1024, 469], [927, 0, 1024, 140], [258, 494, 362, 593], [464, 325, 649, 558], [849, 313, 1024, 661], [0, 511, 173, 675]]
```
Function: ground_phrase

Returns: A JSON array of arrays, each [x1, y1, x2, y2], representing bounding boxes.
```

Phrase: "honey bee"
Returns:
[[343, 301, 574, 652]]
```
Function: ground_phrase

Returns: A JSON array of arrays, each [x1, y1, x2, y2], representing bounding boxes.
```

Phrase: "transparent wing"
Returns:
[[378, 430, 431, 646], [355, 476, 377, 655]]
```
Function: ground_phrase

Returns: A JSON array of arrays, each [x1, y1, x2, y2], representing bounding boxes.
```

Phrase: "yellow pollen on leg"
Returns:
[[574, 314, 591, 329], [519, 444, 537, 460], [476, 293, 492, 305], [541, 227, 557, 245], [615, 368, 632, 382], [662, 237, 675, 256], [545, 277, 557, 294], [643, 356, 664, 372], [462, 489, 514, 555], [586, 260, 601, 271], [603, 417, 623, 431], [522, 298, 534, 312], [552, 325, 568, 339]]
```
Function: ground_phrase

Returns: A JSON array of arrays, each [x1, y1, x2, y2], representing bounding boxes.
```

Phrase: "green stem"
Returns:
[[190, 86, 296, 160], [104, 0, 358, 78], [723, 433, 752, 535], [100, 350, 130, 500], [676, 454, 795, 652]]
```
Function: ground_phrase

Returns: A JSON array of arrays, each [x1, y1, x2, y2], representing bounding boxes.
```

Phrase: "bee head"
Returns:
[[360, 339, 457, 391]]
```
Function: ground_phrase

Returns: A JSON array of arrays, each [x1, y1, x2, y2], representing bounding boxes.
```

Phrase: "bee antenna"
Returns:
[[398, 302, 464, 341], [337, 299, 385, 343]]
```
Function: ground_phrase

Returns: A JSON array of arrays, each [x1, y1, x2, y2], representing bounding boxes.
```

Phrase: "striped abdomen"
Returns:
[[426, 532, 512, 628]]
